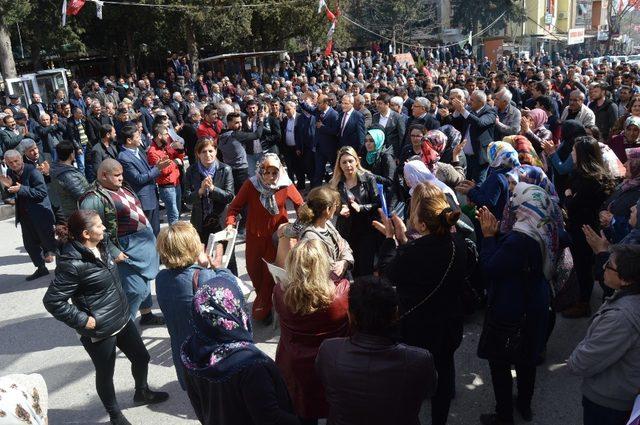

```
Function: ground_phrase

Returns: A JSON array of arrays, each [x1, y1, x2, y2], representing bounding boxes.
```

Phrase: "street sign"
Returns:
[[567, 27, 585, 45]]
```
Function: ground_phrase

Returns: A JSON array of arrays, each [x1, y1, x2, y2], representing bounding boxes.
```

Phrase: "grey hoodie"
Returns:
[[568, 290, 640, 411]]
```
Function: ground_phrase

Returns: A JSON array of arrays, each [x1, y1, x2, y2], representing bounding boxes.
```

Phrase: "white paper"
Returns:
[[263, 259, 288, 285]]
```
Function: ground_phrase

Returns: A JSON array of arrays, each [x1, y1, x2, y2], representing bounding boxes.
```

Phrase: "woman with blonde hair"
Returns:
[[155, 221, 236, 390], [331, 146, 380, 276], [274, 239, 350, 424], [376, 183, 468, 425]]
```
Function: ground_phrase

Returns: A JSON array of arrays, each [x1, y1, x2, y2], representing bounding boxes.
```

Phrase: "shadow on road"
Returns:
[[0, 313, 78, 354], [0, 271, 53, 295]]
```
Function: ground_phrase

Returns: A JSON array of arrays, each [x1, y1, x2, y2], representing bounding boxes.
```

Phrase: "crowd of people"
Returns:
[[2, 48, 640, 425]]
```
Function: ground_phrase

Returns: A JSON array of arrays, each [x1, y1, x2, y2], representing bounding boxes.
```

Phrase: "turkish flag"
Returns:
[[66, 0, 86, 15], [326, 7, 336, 22]]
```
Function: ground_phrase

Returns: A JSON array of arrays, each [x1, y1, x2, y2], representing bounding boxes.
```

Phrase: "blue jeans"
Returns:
[[159, 184, 181, 225], [75, 144, 87, 176], [582, 396, 630, 425], [117, 262, 151, 320], [247, 153, 262, 177]]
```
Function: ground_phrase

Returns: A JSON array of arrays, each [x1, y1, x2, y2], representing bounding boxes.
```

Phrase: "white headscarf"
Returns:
[[403, 160, 459, 204]]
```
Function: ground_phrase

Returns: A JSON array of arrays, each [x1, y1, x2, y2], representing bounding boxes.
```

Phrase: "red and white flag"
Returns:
[[318, 0, 327, 13], [67, 0, 86, 15]]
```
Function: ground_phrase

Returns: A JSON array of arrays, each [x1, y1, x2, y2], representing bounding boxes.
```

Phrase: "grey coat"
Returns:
[[568, 290, 640, 411]]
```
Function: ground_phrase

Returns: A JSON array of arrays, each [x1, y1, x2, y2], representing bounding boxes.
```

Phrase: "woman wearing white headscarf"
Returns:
[[226, 153, 304, 323]]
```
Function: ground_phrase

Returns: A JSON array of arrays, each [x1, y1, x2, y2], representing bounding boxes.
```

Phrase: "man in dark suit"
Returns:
[[338, 94, 366, 150], [450, 90, 497, 184], [139, 95, 155, 141], [117, 124, 172, 235], [27, 93, 47, 121], [372, 93, 406, 156], [280, 101, 314, 190], [400, 97, 440, 149], [299, 94, 340, 187], [0, 150, 56, 280], [86, 101, 111, 146]]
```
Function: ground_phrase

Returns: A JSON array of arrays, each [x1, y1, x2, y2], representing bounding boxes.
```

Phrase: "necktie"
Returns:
[[341, 112, 349, 136]]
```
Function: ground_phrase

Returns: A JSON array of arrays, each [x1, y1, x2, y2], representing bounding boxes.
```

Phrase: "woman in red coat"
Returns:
[[226, 153, 303, 323], [273, 239, 350, 424]]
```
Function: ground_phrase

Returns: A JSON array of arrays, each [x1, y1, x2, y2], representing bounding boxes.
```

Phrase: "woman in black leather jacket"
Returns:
[[331, 146, 381, 277], [43, 210, 169, 425]]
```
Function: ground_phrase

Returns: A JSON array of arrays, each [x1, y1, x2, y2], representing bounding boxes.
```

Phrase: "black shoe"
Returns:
[[261, 310, 274, 326], [110, 412, 132, 425], [479, 413, 514, 425], [133, 387, 170, 406], [26, 266, 49, 281], [516, 403, 533, 422], [139, 313, 165, 326]]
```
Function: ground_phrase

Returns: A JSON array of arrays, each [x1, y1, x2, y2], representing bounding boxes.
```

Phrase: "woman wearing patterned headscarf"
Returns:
[[477, 183, 557, 424], [226, 153, 304, 323], [457, 141, 520, 220], [500, 165, 561, 234], [503, 135, 544, 168], [181, 274, 299, 425], [608, 115, 640, 163], [520, 108, 552, 153], [599, 147, 640, 244], [421, 129, 466, 189]]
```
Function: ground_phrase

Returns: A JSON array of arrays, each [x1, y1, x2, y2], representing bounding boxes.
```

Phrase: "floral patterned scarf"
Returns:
[[181, 274, 267, 383]]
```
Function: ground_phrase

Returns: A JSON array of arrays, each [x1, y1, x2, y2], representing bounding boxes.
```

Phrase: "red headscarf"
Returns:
[[420, 139, 440, 171]]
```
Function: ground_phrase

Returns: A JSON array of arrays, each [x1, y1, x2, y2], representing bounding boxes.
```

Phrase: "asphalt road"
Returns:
[[0, 216, 595, 424]]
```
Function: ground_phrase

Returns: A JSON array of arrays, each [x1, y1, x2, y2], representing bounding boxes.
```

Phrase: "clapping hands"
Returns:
[[372, 208, 408, 244]]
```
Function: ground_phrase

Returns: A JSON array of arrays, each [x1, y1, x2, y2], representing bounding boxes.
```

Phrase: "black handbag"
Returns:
[[477, 259, 531, 363]]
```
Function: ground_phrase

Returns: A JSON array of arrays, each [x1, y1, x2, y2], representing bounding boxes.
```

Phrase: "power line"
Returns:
[[84, 0, 307, 11], [340, 11, 507, 50]]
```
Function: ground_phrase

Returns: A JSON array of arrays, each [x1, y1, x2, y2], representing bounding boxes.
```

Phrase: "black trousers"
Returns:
[[488, 360, 536, 422], [80, 320, 150, 416], [569, 228, 595, 303], [20, 214, 56, 268], [431, 352, 456, 425]]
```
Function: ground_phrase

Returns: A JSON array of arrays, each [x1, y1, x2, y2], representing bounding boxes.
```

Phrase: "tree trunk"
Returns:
[[186, 17, 199, 75], [0, 21, 17, 78], [125, 32, 135, 74]]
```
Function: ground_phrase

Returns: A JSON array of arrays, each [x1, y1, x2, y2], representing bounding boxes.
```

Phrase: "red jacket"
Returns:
[[196, 119, 223, 141], [147, 141, 184, 186], [273, 279, 350, 418]]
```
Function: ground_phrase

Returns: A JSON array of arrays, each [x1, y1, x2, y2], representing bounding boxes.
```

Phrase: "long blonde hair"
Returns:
[[283, 239, 335, 315], [329, 146, 367, 187]]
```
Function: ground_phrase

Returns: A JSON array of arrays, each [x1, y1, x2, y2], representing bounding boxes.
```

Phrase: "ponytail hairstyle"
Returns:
[[57, 210, 100, 244], [297, 186, 340, 225], [410, 182, 460, 236]]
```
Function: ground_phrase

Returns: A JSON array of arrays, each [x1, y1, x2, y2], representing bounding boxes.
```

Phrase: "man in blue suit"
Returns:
[[117, 124, 171, 235], [337, 94, 366, 151], [1, 150, 56, 280], [300, 94, 340, 187]]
